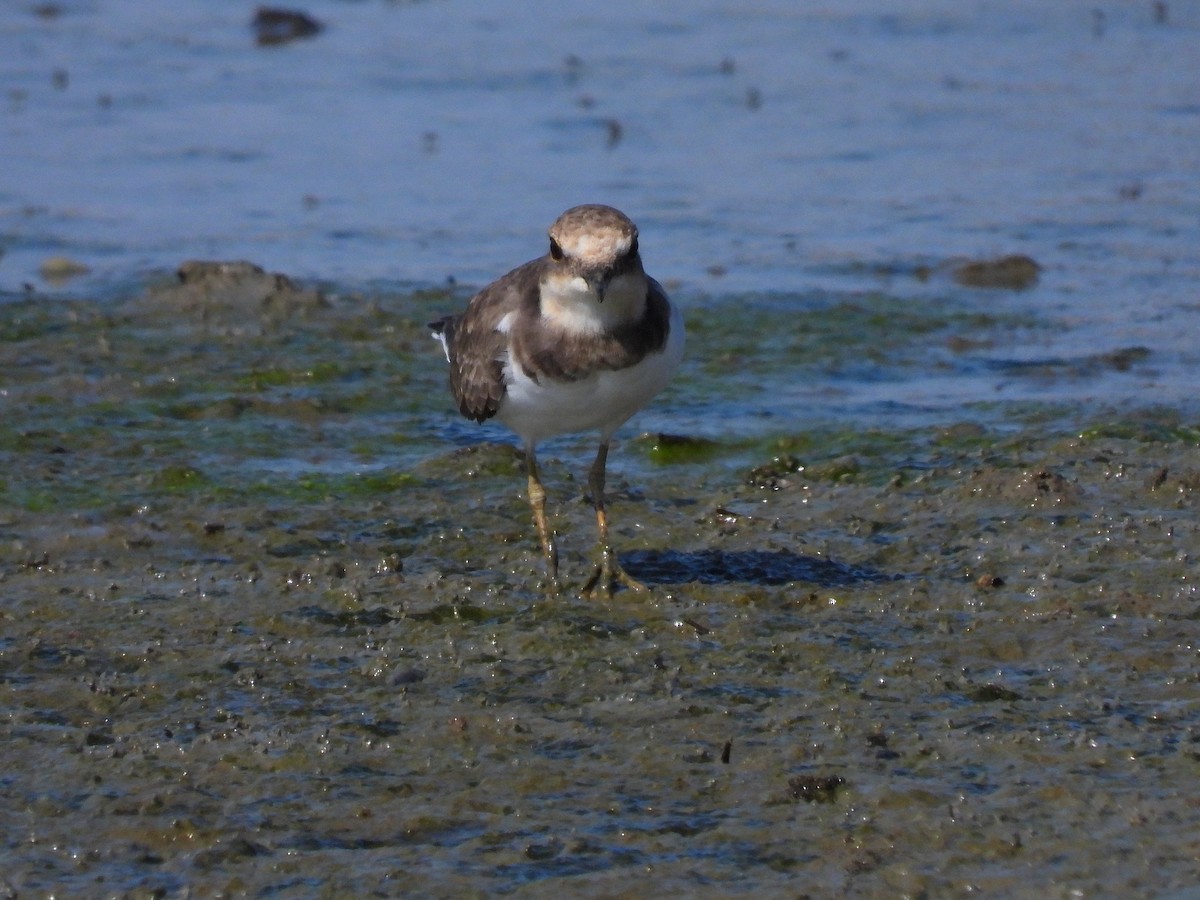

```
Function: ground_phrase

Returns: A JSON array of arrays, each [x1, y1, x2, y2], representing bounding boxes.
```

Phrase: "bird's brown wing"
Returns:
[[439, 258, 546, 423]]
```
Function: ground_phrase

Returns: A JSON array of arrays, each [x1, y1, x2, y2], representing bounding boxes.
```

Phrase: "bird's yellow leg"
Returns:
[[525, 449, 561, 594], [581, 441, 648, 598]]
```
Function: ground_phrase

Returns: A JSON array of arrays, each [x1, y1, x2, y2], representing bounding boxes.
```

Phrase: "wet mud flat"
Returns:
[[2, 272, 1199, 896]]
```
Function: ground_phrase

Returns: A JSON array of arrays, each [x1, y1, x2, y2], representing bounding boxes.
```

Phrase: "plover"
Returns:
[[430, 204, 684, 596]]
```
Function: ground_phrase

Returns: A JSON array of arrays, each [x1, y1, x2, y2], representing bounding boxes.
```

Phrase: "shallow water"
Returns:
[[3, 1, 1200, 896], [5, 0, 1200, 417]]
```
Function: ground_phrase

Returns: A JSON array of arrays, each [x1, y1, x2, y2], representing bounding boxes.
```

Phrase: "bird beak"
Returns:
[[587, 273, 612, 302]]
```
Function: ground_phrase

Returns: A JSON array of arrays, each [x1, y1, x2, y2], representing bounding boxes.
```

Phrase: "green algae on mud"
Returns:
[[2, 274, 1200, 896]]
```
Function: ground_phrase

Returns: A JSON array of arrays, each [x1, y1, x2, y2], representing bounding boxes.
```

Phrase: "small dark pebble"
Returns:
[[293, 605, 397, 628], [966, 683, 1023, 703], [193, 836, 271, 868], [1098, 346, 1150, 372], [376, 553, 403, 575], [711, 507, 743, 528], [721, 740, 732, 764], [976, 573, 1005, 588], [866, 733, 899, 759], [605, 119, 623, 149], [788, 774, 846, 804], [391, 667, 426, 686], [1034, 470, 1069, 494], [359, 719, 402, 738], [525, 839, 564, 860], [747, 453, 804, 490], [252, 7, 323, 47], [1146, 467, 1169, 490], [21, 552, 50, 570]]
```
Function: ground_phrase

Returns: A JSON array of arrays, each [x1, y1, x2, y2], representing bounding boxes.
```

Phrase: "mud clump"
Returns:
[[130, 259, 327, 324], [952, 254, 1041, 290], [954, 465, 1083, 509], [39, 256, 91, 283]]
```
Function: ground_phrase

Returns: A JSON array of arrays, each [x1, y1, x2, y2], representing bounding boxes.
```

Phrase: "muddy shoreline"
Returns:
[[2, 272, 1199, 895]]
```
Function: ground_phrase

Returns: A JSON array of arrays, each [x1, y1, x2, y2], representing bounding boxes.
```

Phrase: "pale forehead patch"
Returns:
[[549, 204, 637, 264], [556, 229, 632, 263]]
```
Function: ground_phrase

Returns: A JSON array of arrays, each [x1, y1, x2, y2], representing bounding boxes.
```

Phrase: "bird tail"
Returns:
[[429, 315, 457, 362]]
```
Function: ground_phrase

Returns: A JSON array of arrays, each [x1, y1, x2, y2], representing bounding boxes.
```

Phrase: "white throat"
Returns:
[[539, 271, 647, 335]]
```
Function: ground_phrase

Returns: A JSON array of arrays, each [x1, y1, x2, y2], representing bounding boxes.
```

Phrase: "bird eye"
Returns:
[[549, 239, 564, 261]]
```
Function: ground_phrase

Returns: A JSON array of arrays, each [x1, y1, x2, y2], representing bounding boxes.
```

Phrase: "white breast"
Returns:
[[497, 302, 684, 446]]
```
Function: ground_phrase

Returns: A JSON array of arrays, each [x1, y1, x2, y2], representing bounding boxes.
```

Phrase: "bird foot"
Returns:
[[581, 549, 648, 599]]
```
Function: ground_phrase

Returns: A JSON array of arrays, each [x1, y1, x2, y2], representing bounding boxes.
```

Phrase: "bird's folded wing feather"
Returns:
[[446, 260, 542, 422]]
